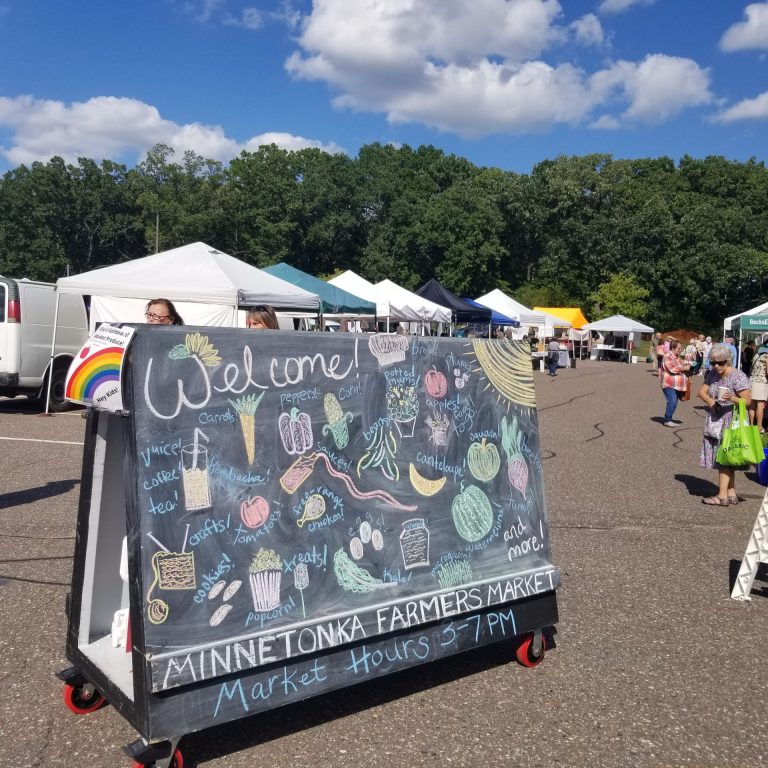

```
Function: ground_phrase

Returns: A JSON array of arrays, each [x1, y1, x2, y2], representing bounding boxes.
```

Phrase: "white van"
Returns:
[[0, 277, 89, 411]]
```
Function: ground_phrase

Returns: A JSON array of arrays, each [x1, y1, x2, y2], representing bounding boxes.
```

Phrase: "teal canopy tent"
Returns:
[[262, 263, 376, 316]]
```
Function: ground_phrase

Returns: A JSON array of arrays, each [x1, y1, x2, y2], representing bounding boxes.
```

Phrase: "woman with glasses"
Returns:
[[660, 339, 691, 426], [697, 343, 751, 506], [145, 298, 184, 325]]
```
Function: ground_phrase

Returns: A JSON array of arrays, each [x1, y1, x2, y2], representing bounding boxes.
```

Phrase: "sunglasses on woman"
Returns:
[[710, 360, 728, 367]]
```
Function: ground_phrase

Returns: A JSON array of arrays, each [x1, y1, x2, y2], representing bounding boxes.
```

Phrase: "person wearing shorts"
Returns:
[[749, 343, 768, 432]]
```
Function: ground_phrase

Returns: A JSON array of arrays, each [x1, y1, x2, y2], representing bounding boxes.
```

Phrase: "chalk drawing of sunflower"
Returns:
[[168, 332, 222, 367]]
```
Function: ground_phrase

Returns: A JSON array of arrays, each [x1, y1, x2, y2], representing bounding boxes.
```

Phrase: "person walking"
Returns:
[[697, 343, 752, 505], [660, 339, 690, 426], [546, 338, 560, 377]]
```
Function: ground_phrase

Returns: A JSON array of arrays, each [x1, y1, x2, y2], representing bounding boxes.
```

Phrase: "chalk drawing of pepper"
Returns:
[[321, 393, 354, 449]]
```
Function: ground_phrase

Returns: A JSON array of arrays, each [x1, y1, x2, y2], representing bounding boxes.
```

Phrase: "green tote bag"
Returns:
[[716, 400, 763, 466]]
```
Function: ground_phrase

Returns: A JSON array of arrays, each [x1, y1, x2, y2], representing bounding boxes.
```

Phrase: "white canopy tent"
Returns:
[[374, 280, 451, 325], [474, 289, 569, 338], [328, 270, 402, 322], [582, 314, 654, 362], [582, 314, 654, 334], [56, 242, 320, 331], [329, 271, 452, 329]]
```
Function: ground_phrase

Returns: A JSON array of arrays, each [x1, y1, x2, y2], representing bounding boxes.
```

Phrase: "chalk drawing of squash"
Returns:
[[321, 393, 353, 449], [279, 407, 314, 455]]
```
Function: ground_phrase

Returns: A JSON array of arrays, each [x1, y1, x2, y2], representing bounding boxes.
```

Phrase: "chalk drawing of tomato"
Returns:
[[240, 496, 270, 529]]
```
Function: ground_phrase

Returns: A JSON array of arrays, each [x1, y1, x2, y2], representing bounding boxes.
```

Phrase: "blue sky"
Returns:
[[0, 0, 766, 174]]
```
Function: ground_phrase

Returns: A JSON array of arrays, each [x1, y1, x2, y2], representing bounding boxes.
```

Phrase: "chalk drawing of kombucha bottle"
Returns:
[[181, 443, 212, 511]]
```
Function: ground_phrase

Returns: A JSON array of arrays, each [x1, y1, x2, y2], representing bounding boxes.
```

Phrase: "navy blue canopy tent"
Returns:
[[415, 278, 492, 324]]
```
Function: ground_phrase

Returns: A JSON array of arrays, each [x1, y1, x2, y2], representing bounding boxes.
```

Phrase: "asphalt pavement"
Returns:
[[1, 359, 766, 768]]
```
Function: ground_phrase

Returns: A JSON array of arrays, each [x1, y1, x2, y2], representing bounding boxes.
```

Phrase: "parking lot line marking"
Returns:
[[0, 436, 84, 446]]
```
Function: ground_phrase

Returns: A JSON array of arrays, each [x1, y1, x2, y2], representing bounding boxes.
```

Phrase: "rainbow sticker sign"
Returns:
[[65, 324, 135, 411]]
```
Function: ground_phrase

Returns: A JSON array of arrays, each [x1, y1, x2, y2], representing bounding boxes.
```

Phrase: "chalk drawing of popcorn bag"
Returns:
[[146, 527, 196, 625]]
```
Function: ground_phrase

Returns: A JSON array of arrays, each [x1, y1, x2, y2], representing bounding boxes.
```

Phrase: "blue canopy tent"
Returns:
[[262, 263, 376, 318]]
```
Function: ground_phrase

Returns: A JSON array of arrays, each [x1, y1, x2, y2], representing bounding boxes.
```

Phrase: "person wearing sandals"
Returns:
[[749, 340, 768, 433], [697, 343, 752, 506]]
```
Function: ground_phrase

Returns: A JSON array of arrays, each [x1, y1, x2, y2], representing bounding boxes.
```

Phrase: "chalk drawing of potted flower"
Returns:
[[386, 384, 419, 438]]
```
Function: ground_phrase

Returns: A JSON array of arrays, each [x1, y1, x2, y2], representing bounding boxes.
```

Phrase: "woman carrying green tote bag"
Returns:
[[697, 344, 753, 506], [717, 400, 763, 466]]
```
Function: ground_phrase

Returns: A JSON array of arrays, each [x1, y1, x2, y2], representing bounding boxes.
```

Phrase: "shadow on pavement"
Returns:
[[0, 478, 80, 509], [674, 473, 719, 498]]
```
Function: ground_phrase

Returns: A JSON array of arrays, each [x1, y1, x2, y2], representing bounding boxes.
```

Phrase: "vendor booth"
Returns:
[[55, 242, 321, 331], [582, 314, 654, 363], [724, 300, 768, 361]]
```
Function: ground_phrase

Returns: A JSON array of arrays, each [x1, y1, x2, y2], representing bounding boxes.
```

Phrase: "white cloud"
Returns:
[[597, 0, 657, 14], [243, 131, 346, 153], [286, 1, 712, 136], [223, 7, 264, 29], [591, 54, 713, 124], [570, 14, 604, 46], [590, 114, 621, 130], [0, 95, 344, 166], [721, 3, 768, 52], [712, 91, 768, 122]]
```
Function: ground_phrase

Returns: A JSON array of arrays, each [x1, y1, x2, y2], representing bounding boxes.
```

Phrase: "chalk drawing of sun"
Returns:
[[467, 339, 536, 411]]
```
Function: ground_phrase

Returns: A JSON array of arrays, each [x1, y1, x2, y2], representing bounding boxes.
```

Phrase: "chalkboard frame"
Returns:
[[63, 324, 560, 746]]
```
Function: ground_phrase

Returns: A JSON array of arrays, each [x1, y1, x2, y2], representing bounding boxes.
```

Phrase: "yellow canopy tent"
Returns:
[[533, 307, 589, 329]]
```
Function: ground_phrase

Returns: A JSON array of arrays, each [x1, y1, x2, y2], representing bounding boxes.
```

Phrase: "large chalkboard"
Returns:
[[122, 327, 559, 695]]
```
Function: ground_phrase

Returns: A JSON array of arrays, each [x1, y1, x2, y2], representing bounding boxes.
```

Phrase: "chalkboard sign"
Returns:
[[122, 327, 559, 696]]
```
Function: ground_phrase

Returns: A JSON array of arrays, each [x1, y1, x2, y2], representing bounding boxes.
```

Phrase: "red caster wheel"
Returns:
[[131, 748, 184, 768], [62, 681, 107, 714], [515, 633, 546, 668]]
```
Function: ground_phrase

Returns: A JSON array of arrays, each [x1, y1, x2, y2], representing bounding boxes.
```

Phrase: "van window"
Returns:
[[0, 284, 5, 322]]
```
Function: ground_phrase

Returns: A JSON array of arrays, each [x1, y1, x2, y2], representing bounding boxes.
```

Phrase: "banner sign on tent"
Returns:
[[742, 315, 768, 331], [65, 323, 135, 411]]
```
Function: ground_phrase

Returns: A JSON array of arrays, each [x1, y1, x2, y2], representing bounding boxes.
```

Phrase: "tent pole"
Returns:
[[44, 293, 63, 416]]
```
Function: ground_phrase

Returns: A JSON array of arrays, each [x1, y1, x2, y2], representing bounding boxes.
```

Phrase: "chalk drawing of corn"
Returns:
[[321, 393, 353, 449]]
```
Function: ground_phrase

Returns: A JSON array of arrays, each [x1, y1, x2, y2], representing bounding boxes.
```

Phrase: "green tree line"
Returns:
[[1, 143, 767, 333]]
